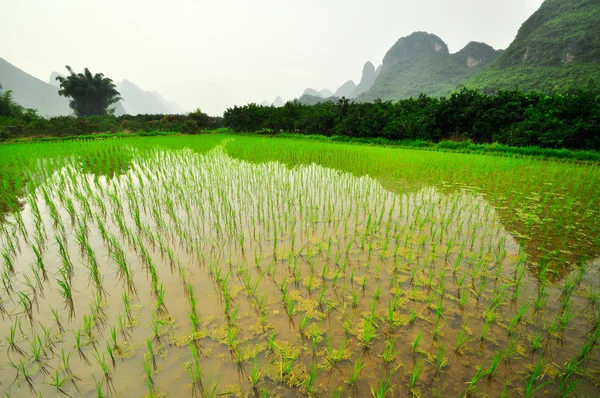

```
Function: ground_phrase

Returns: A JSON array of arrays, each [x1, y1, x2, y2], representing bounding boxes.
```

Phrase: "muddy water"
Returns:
[[0, 146, 598, 397]]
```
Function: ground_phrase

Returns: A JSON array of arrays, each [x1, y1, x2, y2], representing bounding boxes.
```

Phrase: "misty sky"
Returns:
[[2, 0, 544, 115]]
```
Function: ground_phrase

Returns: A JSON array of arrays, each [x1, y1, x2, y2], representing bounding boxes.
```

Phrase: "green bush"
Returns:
[[224, 88, 600, 151]]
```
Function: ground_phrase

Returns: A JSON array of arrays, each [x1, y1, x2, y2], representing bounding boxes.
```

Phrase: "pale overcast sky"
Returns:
[[2, 0, 544, 115]]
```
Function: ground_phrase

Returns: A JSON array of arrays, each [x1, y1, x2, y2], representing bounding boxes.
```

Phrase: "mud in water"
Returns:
[[0, 145, 599, 397]]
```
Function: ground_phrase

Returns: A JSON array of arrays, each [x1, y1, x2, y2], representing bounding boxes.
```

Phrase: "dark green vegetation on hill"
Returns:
[[466, 0, 600, 93], [224, 88, 600, 150], [361, 33, 502, 101]]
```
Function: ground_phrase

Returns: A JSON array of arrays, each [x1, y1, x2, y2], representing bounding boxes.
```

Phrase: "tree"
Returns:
[[56, 66, 122, 117]]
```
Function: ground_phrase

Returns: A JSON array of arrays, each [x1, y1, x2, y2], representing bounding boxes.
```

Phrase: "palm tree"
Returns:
[[56, 66, 122, 117]]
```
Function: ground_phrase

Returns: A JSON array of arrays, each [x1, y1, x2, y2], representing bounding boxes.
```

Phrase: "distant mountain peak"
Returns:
[[361, 32, 500, 101], [456, 42, 500, 68], [334, 80, 356, 98], [351, 61, 380, 98]]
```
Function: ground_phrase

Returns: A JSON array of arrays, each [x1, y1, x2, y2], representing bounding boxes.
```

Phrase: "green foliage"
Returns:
[[224, 89, 600, 151], [56, 66, 122, 117], [468, 0, 600, 93], [0, 84, 40, 122], [0, 112, 224, 140], [361, 33, 501, 102]]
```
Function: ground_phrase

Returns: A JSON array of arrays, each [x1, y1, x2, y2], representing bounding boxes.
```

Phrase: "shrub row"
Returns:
[[224, 89, 600, 150], [0, 113, 224, 140]]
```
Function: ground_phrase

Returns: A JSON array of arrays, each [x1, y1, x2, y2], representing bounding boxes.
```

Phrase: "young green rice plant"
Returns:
[[558, 356, 581, 397], [117, 314, 130, 340], [409, 359, 424, 393], [187, 343, 204, 396], [361, 316, 377, 347], [461, 360, 487, 397], [11, 357, 36, 394], [60, 347, 76, 378], [74, 329, 91, 366], [187, 285, 200, 332], [147, 338, 157, 371], [455, 319, 471, 354], [203, 374, 221, 398], [348, 357, 364, 387], [432, 310, 446, 339], [372, 370, 394, 397], [40, 322, 56, 353], [144, 355, 157, 397], [2, 268, 13, 293], [48, 366, 70, 396], [480, 318, 492, 342], [51, 306, 65, 333], [351, 291, 359, 309], [486, 350, 503, 380], [57, 278, 75, 321], [30, 332, 51, 375], [435, 343, 447, 373], [152, 314, 164, 345], [523, 359, 551, 397], [6, 319, 25, 355], [31, 243, 48, 281], [17, 291, 33, 324], [94, 349, 114, 394], [508, 303, 529, 336], [155, 282, 168, 316], [249, 356, 261, 393], [529, 332, 543, 353], [304, 364, 318, 394], [412, 330, 423, 354], [382, 338, 397, 364], [106, 343, 116, 369]]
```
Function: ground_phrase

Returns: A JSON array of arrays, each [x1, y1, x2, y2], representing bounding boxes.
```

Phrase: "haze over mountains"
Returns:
[[269, 0, 598, 106], [0, 58, 186, 117], [2, 0, 597, 115]]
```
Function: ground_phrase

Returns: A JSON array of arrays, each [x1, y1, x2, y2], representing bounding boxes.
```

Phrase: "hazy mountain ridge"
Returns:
[[0, 57, 185, 117], [116, 80, 185, 115], [0, 58, 71, 117]]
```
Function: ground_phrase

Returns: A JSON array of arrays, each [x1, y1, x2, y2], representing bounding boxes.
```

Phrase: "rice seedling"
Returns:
[[11, 357, 36, 393], [48, 367, 70, 396], [412, 330, 423, 354], [74, 329, 91, 366], [94, 349, 114, 394], [409, 359, 424, 393], [435, 343, 448, 372], [348, 357, 365, 387], [508, 303, 529, 336], [372, 370, 395, 397], [522, 359, 551, 397], [144, 355, 157, 397], [0, 135, 598, 396], [6, 320, 25, 355], [461, 361, 487, 397], [249, 356, 261, 393]]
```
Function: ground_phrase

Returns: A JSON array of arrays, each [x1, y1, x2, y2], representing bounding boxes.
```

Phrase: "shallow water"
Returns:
[[0, 145, 598, 397]]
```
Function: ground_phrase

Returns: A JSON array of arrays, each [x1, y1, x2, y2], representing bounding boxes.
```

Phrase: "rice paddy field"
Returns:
[[0, 134, 599, 397]]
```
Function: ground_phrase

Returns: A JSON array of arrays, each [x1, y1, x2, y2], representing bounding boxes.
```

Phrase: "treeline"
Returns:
[[0, 113, 225, 139], [0, 89, 224, 139], [224, 89, 600, 150]]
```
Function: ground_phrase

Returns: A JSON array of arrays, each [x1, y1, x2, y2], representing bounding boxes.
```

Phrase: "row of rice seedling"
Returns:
[[0, 134, 598, 396]]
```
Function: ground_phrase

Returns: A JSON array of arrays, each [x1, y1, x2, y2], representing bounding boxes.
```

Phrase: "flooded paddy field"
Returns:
[[0, 135, 599, 397]]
